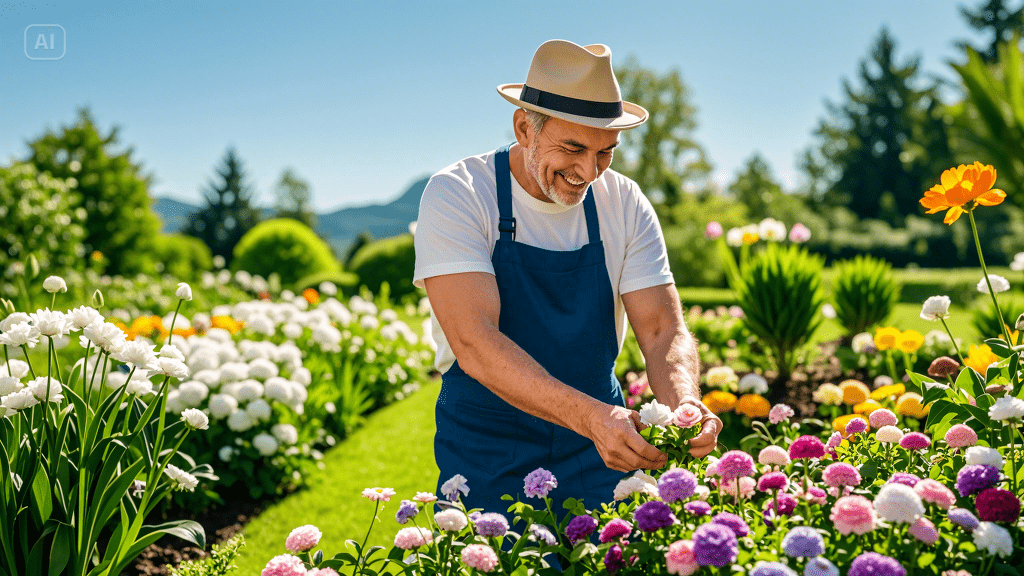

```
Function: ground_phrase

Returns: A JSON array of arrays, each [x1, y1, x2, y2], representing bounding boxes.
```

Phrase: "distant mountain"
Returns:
[[152, 176, 430, 255]]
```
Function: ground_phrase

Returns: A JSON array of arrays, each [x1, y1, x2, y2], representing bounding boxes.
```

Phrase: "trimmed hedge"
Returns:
[[232, 219, 340, 288], [347, 234, 417, 299]]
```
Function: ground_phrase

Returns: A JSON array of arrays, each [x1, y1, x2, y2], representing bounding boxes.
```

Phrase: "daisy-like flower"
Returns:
[[361, 487, 396, 502], [0, 322, 41, 348], [920, 162, 1005, 225], [977, 274, 1011, 294], [164, 464, 199, 492]]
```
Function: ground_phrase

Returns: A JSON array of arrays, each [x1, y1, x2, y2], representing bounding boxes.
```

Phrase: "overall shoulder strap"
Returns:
[[582, 185, 600, 244], [495, 144, 516, 241]]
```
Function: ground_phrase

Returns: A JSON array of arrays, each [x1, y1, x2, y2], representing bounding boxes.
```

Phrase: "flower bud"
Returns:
[[175, 282, 193, 301], [27, 255, 39, 279], [42, 276, 67, 294], [0, 299, 14, 315], [92, 289, 104, 309], [181, 408, 209, 430], [1017, 313, 1024, 332], [927, 356, 960, 379]]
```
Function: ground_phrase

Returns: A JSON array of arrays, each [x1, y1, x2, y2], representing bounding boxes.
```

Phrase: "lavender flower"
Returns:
[[474, 513, 509, 537], [956, 465, 1000, 497], [634, 500, 677, 532], [685, 500, 712, 516], [529, 524, 557, 546], [749, 562, 798, 576], [711, 512, 750, 537], [604, 545, 626, 574], [948, 507, 980, 531], [658, 468, 698, 502], [887, 473, 921, 488], [394, 500, 418, 524], [692, 523, 739, 567], [781, 526, 824, 557], [847, 552, 906, 576], [564, 515, 598, 545], [523, 468, 558, 499]]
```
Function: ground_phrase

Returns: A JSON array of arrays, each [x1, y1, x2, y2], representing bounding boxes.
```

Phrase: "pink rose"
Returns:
[[672, 404, 702, 428]]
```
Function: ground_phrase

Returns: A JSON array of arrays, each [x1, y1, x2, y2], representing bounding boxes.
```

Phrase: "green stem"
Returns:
[[968, 210, 1014, 344], [1011, 423, 1018, 494], [21, 344, 36, 378], [938, 318, 965, 365], [166, 299, 183, 348], [355, 500, 381, 574]]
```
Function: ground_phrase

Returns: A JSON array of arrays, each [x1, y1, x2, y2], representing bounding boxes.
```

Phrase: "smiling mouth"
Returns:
[[559, 172, 586, 188]]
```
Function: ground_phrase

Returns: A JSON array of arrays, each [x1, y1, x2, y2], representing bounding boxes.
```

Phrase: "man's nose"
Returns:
[[575, 153, 599, 182]]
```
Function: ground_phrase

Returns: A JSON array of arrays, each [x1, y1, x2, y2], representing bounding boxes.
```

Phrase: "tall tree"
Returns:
[[958, 0, 1024, 63], [809, 28, 953, 225], [611, 57, 713, 210], [274, 167, 317, 230], [728, 154, 784, 220], [24, 107, 162, 275], [183, 147, 260, 264]]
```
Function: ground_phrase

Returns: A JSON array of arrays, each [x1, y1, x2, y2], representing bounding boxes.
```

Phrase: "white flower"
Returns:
[[272, 423, 299, 445], [165, 389, 187, 415], [974, 521, 1013, 557], [1010, 252, 1024, 272], [175, 282, 193, 301], [360, 315, 380, 330], [67, 306, 102, 330], [977, 274, 1010, 294], [43, 276, 67, 293], [434, 509, 468, 531], [233, 380, 263, 402], [164, 464, 199, 492], [248, 358, 279, 381], [318, 281, 338, 297], [820, 303, 837, 319], [218, 446, 234, 462], [160, 344, 186, 361], [29, 309, 71, 337], [112, 341, 159, 371], [738, 372, 769, 394], [226, 409, 255, 432], [873, 483, 924, 524], [0, 312, 30, 334], [153, 357, 189, 380], [966, 446, 1004, 469], [311, 324, 342, 353], [282, 322, 303, 339], [920, 296, 951, 321], [1, 388, 38, 411], [851, 332, 875, 354], [292, 367, 311, 387], [758, 218, 787, 241], [208, 394, 238, 419], [989, 396, 1024, 421], [876, 425, 904, 444], [264, 377, 294, 403], [725, 227, 743, 247], [82, 321, 126, 353], [638, 399, 674, 427], [612, 470, 660, 501], [181, 408, 209, 430], [27, 376, 63, 403], [178, 381, 209, 407], [0, 359, 29, 379], [0, 376, 21, 397], [246, 399, 272, 421], [0, 322, 41, 348], [247, 314, 275, 336], [125, 376, 154, 396], [253, 432, 279, 456]]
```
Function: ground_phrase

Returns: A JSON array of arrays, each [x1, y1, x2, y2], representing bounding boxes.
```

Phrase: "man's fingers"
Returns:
[[689, 417, 720, 447], [629, 410, 647, 431], [624, 429, 666, 468]]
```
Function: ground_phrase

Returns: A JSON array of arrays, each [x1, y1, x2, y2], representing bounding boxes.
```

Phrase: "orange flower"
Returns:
[[702, 390, 737, 415], [853, 400, 883, 415], [839, 379, 870, 405], [920, 162, 1005, 225], [895, 392, 929, 419], [211, 315, 244, 334], [735, 394, 770, 418], [303, 288, 320, 305], [870, 384, 906, 401], [964, 343, 999, 374]]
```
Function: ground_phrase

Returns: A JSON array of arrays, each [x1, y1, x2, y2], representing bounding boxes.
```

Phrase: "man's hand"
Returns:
[[685, 400, 722, 458], [585, 403, 667, 472]]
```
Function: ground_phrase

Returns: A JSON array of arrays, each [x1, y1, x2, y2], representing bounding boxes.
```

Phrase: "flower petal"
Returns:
[[943, 206, 964, 225], [975, 189, 1006, 207]]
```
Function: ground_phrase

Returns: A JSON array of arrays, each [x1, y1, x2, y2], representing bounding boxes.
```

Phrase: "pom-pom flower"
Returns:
[[768, 403, 794, 424], [973, 521, 1014, 557], [900, 432, 931, 451], [948, 507, 980, 530], [875, 483, 928, 524], [944, 424, 978, 448], [975, 488, 1021, 523], [789, 435, 825, 460], [635, 500, 678, 532], [710, 512, 750, 537], [474, 513, 509, 537], [909, 517, 939, 545], [876, 425, 904, 444], [599, 519, 633, 543], [716, 450, 755, 480], [691, 523, 738, 567], [869, 408, 898, 428], [956, 465, 1000, 497], [823, 462, 861, 488], [658, 468, 698, 503], [461, 544, 499, 572], [847, 552, 906, 576], [665, 539, 697, 576], [757, 471, 789, 492], [781, 526, 824, 558], [913, 479, 956, 510], [758, 445, 791, 466], [523, 468, 558, 498], [284, 525, 322, 553], [565, 515, 598, 545], [393, 527, 432, 550], [830, 495, 877, 535]]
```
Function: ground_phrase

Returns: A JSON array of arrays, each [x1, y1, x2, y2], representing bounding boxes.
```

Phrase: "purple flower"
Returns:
[[847, 552, 906, 576], [394, 500, 418, 525], [845, 417, 867, 435], [749, 562, 798, 576], [599, 519, 633, 543], [781, 526, 824, 558], [766, 493, 798, 517], [692, 523, 739, 567], [948, 507, 980, 531], [529, 524, 557, 545], [658, 468, 698, 503], [685, 500, 712, 516], [717, 450, 755, 479], [564, 515, 598, 545], [711, 512, 750, 537], [804, 558, 840, 576], [956, 465, 1000, 497], [603, 545, 626, 574], [523, 468, 558, 499], [634, 500, 677, 532], [789, 435, 825, 459], [757, 472, 789, 492], [887, 473, 921, 488], [474, 513, 509, 537]]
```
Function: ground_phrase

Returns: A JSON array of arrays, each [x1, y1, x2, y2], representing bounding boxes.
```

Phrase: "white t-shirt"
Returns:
[[413, 147, 674, 373]]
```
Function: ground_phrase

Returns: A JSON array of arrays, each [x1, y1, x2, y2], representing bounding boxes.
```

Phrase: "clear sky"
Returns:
[[0, 1, 993, 211]]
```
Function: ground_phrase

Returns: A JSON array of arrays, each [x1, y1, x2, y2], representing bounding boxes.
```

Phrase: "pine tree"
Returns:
[[728, 154, 784, 220], [958, 0, 1024, 63], [273, 167, 317, 230], [810, 28, 953, 225], [183, 147, 260, 264]]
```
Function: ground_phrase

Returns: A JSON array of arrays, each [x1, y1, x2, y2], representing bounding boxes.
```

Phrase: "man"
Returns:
[[413, 40, 721, 519]]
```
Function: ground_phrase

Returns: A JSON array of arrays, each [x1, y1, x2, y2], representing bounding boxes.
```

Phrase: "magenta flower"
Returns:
[[757, 472, 789, 492], [976, 488, 1021, 523], [789, 435, 825, 459], [899, 432, 931, 451], [844, 417, 867, 435], [717, 450, 755, 480], [599, 518, 633, 543]]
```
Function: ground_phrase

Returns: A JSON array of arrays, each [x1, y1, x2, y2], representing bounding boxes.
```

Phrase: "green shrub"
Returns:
[[971, 293, 1024, 340], [168, 534, 244, 576], [232, 219, 340, 288], [831, 255, 900, 335], [347, 234, 417, 299], [294, 269, 361, 296], [733, 243, 825, 390], [151, 233, 213, 281]]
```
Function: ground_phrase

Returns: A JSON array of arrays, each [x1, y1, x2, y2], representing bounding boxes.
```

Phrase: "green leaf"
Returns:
[[48, 524, 72, 576], [30, 464, 52, 527]]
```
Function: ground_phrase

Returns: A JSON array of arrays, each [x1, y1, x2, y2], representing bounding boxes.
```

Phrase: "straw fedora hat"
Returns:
[[497, 40, 648, 130]]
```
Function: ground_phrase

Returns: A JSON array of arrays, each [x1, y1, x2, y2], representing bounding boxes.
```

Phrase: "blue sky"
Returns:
[[0, 1, 992, 211]]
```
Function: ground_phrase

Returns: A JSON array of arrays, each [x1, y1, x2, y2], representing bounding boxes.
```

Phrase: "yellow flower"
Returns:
[[998, 328, 1020, 343], [833, 414, 870, 435], [735, 394, 770, 418], [873, 327, 901, 352], [853, 400, 883, 415], [741, 232, 759, 245], [211, 315, 244, 335], [702, 391, 737, 415], [870, 384, 906, 401], [897, 330, 924, 354], [839, 379, 870, 406], [964, 344, 999, 374], [895, 392, 929, 419], [920, 162, 1006, 225], [812, 383, 843, 406]]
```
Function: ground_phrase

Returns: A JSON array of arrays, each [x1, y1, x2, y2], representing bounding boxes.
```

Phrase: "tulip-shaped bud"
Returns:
[[1017, 313, 1024, 332], [43, 276, 67, 293], [92, 289, 104, 309], [0, 298, 14, 315], [927, 356, 960, 379], [27, 255, 39, 279], [175, 282, 193, 301]]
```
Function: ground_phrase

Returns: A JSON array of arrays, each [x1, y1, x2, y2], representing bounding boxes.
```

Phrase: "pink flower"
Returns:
[[757, 472, 789, 492], [869, 409, 898, 428], [285, 524, 322, 553], [719, 477, 756, 499], [705, 222, 723, 240], [945, 424, 978, 448], [909, 517, 939, 545], [261, 554, 307, 576], [830, 495, 877, 535], [362, 487, 396, 502], [789, 223, 811, 243], [394, 527, 433, 550], [823, 463, 862, 488], [717, 450, 755, 480], [413, 492, 437, 503], [914, 479, 956, 510], [758, 445, 791, 466], [461, 544, 499, 572], [789, 435, 825, 460], [768, 404, 794, 424], [844, 417, 868, 435], [826, 432, 843, 449], [672, 404, 702, 428], [900, 432, 931, 451], [629, 374, 649, 396], [796, 486, 828, 505], [665, 539, 698, 575]]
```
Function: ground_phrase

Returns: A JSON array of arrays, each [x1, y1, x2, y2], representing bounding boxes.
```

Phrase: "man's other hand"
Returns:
[[688, 407, 722, 459], [586, 404, 667, 472]]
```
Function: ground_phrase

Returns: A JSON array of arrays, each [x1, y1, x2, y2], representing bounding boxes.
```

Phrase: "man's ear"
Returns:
[[512, 108, 531, 148]]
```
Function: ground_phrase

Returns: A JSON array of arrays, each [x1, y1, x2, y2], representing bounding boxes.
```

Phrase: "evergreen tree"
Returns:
[[728, 154, 784, 220], [611, 57, 713, 211], [810, 28, 953, 225], [183, 147, 260, 264], [24, 107, 162, 275], [958, 0, 1024, 63], [344, 231, 374, 267], [273, 167, 317, 230]]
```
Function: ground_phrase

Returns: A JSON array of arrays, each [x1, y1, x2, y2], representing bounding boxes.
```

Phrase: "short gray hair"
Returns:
[[523, 109, 549, 137]]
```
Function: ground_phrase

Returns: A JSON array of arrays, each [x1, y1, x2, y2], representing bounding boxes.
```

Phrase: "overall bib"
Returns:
[[434, 144, 627, 525]]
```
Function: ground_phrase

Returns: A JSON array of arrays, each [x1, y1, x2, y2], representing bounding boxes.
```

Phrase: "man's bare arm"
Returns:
[[425, 272, 666, 471]]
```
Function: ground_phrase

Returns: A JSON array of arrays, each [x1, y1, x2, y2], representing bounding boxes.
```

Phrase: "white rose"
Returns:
[[638, 399, 674, 427], [977, 274, 1010, 294], [252, 432, 279, 456], [920, 295, 951, 321], [180, 408, 209, 430], [43, 276, 67, 293], [175, 282, 193, 301]]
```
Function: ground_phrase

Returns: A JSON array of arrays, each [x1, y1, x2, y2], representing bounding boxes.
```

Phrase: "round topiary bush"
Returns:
[[152, 233, 212, 281], [294, 270, 361, 297], [347, 234, 416, 299], [231, 219, 340, 288]]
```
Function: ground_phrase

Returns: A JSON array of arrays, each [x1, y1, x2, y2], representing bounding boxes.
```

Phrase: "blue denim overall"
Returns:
[[434, 144, 627, 525]]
